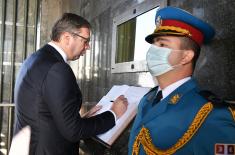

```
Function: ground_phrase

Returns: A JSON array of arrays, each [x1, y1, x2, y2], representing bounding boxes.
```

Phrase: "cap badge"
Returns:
[[155, 15, 162, 29]]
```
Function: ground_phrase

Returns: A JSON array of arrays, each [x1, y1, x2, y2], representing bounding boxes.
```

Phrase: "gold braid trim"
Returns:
[[228, 107, 235, 122], [132, 102, 213, 155], [154, 26, 191, 36]]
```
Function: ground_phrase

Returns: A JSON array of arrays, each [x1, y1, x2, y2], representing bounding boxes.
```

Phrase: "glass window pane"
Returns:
[[0, 0, 39, 102], [6, 0, 13, 22], [2, 65, 11, 102], [3, 26, 12, 62], [15, 26, 24, 62], [0, 24, 2, 48], [134, 7, 158, 61], [28, 0, 36, 26], [27, 27, 35, 57], [115, 18, 136, 63], [17, 0, 25, 24], [115, 7, 158, 63], [0, 0, 2, 21]]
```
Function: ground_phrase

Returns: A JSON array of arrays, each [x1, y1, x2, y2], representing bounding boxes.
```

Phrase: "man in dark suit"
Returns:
[[13, 13, 128, 155]]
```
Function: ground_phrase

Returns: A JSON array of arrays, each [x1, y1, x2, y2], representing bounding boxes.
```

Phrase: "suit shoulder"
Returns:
[[47, 62, 72, 73], [45, 62, 76, 84]]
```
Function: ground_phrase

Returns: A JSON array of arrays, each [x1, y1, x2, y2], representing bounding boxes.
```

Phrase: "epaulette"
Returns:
[[199, 90, 235, 121]]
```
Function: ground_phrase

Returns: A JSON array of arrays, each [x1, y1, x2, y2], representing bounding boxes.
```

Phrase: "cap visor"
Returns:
[[145, 32, 186, 44]]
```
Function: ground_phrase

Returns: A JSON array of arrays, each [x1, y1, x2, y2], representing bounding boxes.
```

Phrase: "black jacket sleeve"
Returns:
[[42, 62, 115, 142]]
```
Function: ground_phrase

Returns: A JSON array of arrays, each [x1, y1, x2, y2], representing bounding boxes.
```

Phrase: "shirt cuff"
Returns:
[[108, 110, 117, 122]]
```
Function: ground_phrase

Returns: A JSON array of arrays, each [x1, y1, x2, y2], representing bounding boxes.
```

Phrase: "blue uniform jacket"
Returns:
[[128, 79, 235, 155]]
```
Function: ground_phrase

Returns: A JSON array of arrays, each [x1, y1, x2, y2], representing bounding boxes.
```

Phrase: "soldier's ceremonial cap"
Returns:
[[145, 6, 215, 46]]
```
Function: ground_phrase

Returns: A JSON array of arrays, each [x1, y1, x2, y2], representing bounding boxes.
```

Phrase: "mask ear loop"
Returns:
[[167, 49, 185, 69]]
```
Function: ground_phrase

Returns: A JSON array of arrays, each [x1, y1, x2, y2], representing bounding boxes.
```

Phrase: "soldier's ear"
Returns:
[[180, 50, 194, 65]]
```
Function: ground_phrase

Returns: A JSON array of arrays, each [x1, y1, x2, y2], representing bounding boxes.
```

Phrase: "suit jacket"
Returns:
[[14, 44, 115, 155], [128, 79, 235, 155]]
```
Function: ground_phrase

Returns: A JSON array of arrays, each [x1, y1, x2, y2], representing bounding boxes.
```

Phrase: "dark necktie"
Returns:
[[152, 90, 163, 106]]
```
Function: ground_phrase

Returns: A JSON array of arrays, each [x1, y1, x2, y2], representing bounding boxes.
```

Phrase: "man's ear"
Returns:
[[180, 50, 194, 65], [61, 32, 71, 46]]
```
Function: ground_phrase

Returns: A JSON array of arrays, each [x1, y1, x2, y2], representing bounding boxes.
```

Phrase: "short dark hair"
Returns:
[[50, 13, 91, 41], [179, 36, 201, 69]]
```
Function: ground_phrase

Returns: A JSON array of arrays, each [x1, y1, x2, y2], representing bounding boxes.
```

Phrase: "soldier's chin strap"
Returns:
[[199, 90, 235, 108]]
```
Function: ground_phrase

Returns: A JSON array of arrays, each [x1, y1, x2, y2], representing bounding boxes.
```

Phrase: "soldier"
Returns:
[[128, 6, 235, 155]]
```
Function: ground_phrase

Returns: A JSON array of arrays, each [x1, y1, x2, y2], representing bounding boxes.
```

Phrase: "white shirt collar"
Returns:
[[158, 77, 191, 100], [48, 41, 67, 62]]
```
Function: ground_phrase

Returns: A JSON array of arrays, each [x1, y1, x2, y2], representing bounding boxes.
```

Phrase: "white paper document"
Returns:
[[94, 85, 150, 146]]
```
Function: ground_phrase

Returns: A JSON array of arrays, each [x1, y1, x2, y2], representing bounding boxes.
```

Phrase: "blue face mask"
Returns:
[[146, 45, 181, 76]]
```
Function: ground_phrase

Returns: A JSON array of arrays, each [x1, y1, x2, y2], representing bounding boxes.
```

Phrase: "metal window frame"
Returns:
[[111, 0, 167, 73]]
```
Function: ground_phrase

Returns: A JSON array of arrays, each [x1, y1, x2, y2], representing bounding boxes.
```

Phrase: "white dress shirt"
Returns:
[[158, 77, 191, 101]]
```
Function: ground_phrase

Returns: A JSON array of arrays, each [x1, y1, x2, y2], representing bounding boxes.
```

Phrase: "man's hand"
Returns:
[[82, 105, 102, 118], [111, 95, 128, 119]]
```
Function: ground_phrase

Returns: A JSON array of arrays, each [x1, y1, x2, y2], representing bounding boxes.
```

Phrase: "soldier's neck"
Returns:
[[156, 71, 192, 90]]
